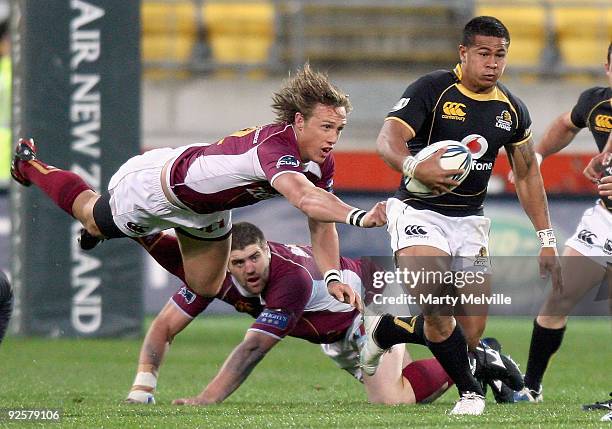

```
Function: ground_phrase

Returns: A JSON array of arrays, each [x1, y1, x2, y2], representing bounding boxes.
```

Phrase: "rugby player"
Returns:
[[125, 223, 454, 405], [512, 43, 612, 402], [363, 16, 561, 415], [10, 64, 386, 304]]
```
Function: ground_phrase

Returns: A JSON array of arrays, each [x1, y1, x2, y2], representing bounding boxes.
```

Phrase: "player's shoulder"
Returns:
[[496, 82, 527, 108], [577, 86, 611, 104], [257, 122, 295, 145], [413, 68, 457, 89]]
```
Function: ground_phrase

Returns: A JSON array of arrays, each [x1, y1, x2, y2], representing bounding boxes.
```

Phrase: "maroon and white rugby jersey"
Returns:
[[166, 123, 335, 214], [170, 242, 368, 344]]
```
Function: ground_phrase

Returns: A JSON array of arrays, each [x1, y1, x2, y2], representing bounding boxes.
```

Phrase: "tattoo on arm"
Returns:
[[517, 140, 535, 170]]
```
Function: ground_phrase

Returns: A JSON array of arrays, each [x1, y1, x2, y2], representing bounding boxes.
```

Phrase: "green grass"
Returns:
[[0, 316, 610, 428]]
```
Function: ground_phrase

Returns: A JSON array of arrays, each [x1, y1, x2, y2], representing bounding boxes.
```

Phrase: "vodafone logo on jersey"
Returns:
[[461, 134, 493, 171]]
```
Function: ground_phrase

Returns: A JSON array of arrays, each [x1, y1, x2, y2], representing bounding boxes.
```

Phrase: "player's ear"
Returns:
[[294, 112, 305, 131], [459, 45, 467, 64]]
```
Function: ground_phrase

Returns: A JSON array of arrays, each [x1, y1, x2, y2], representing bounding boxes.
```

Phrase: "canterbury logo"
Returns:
[[442, 102, 467, 119], [604, 239, 612, 254], [594, 115, 612, 130], [404, 225, 427, 236], [577, 229, 596, 245]]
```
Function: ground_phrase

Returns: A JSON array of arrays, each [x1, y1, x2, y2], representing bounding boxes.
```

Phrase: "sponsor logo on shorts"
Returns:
[[577, 229, 597, 246], [126, 222, 148, 235], [255, 309, 290, 330], [178, 286, 196, 304], [495, 110, 513, 131], [442, 102, 466, 122], [199, 219, 226, 234], [390, 97, 410, 112], [276, 155, 301, 169], [604, 239, 612, 255], [474, 246, 489, 266], [404, 225, 427, 236]]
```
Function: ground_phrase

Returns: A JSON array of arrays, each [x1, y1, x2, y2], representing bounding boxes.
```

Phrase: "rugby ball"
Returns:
[[403, 140, 472, 197]]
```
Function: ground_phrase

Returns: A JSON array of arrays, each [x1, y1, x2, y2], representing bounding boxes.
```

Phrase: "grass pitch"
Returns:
[[0, 316, 609, 428]]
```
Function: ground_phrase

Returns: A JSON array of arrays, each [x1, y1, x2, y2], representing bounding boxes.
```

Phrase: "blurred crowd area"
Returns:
[[141, 0, 612, 77]]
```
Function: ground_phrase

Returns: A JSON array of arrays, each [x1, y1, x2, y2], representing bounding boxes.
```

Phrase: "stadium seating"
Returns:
[[141, 1, 199, 76], [202, 2, 276, 67], [552, 5, 611, 70], [475, 3, 547, 69]]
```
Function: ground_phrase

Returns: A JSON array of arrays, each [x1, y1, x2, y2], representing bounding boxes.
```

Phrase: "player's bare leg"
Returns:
[[176, 230, 231, 298], [364, 345, 452, 405]]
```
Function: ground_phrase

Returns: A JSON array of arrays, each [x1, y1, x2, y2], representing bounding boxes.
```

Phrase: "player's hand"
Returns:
[[361, 201, 387, 227], [172, 395, 216, 406], [327, 282, 363, 312], [538, 247, 563, 293], [413, 149, 463, 195], [599, 175, 612, 199], [583, 152, 611, 183]]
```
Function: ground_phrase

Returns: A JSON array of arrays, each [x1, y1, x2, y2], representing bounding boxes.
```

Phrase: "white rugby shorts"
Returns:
[[386, 197, 491, 271], [107, 147, 232, 240], [565, 202, 612, 266]]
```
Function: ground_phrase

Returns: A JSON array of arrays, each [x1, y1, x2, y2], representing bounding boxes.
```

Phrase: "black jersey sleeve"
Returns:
[[385, 73, 442, 135], [508, 95, 533, 146], [570, 88, 597, 129]]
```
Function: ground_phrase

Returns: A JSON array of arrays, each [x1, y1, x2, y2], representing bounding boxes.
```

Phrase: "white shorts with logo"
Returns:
[[386, 197, 491, 271], [565, 202, 612, 267], [107, 147, 232, 239]]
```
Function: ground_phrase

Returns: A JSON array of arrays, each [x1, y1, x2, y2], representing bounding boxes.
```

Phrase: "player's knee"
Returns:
[[184, 275, 223, 298]]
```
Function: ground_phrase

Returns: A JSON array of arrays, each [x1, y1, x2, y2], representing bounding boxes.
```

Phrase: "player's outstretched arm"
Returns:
[[126, 302, 193, 404], [507, 139, 563, 292], [272, 172, 386, 227], [173, 331, 279, 405]]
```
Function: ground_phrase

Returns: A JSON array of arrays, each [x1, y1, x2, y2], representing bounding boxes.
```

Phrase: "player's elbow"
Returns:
[[295, 188, 321, 218]]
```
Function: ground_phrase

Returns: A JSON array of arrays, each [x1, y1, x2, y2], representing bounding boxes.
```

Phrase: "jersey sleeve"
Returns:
[[170, 285, 213, 318], [508, 95, 533, 146], [248, 263, 313, 340], [385, 74, 439, 136], [570, 88, 596, 129], [257, 130, 303, 184]]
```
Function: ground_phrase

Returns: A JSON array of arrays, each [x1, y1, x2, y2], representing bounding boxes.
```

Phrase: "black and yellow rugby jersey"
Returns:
[[387, 64, 532, 217], [570, 86, 612, 152]]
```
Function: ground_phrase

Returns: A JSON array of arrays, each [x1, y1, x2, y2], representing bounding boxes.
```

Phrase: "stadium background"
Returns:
[[0, 0, 610, 325]]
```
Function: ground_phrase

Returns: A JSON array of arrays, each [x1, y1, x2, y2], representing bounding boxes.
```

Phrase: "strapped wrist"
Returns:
[[537, 228, 556, 248], [324, 269, 342, 287], [346, 208, 367, 227], [402, 156, 418, 178]]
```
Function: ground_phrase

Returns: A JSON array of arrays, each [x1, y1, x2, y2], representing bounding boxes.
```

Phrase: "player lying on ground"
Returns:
[[125, 222, 455, 405], [10, 64, 385, 304], [508, 42, 612, 402]]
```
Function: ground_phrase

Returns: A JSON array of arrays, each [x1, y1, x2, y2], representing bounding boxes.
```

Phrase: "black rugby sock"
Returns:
[[524, 319, 566, 392], [374, 314, 426, 348], [427, 324, 484, 396]]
